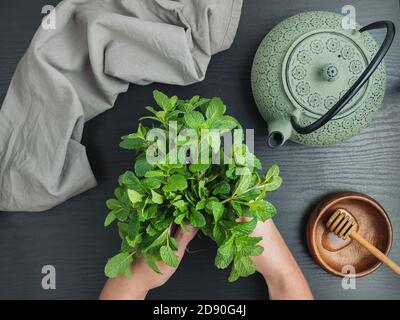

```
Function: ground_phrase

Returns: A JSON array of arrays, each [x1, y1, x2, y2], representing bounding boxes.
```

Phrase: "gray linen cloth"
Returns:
[[0, 0, 243, 211]]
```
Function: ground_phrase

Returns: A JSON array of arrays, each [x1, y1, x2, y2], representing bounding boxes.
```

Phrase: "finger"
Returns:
[[237, 216, 250, 223], [174, 225, 198, 258]]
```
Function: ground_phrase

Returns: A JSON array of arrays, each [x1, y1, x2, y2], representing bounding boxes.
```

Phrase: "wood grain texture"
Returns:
[[0, 0, 399, 300]]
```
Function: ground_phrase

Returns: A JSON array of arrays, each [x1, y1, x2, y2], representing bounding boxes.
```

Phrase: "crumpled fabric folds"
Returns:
[[0, 0, 243, 211]]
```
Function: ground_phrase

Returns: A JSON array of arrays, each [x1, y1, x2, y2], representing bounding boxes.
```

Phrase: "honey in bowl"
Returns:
[[307, 192, 393, 277], [321, 209, 358, 252]]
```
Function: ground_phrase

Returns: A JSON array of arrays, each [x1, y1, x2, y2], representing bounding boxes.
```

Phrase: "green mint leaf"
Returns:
[[153, 90, 173, 111], [264, 176, 283, 191], [189, 208, 206, 227], [127, 213, 140, 240], [145, 106, 158, 115], [237, 189, 262, 202], [215, 237, 235, 269], [228, 269, 240, 282], [265, 201, 277, 219], [145, 170, 165, 178], [194, 98, 210, 108], [195, 199, 206, 210], [146, 224, 158, 237], [160, 245, 179, 268], [254, 157, 263, 170], [134, 156, 153, 177], [104, 252, 133, 278], [265, 164, 280, 181], [104, 211, 117, 227], [139, 115, 163, 123], [114, 187, 127, 202], [234, 174, 252, 196], [209, 115, 238, 131], [189, 164, 210, 173], [106, 199, 120, 210], [169, 237, 179, 251], [248, 199, 267, 216], [255, 201, 277, 221], [151, 190, 163, 204], [206, 98, 226, 119], [233, 256, 256, 277], [217, 237, 235, 257], [163, 174, 188, 192], [172, 200, 188, 212], [120, 238, 132, 252], [155, 111, 166, 122], [212, 224, 226, 246], [215, 252, 234, 270], [146, 229, 168, 251], [235, 236, 264, 256], [236, 236, 263, 247], [174, 213, 186, 225], [189, 95, 200, 105], [137, 124, 147, 137], [210, 201, 224, 222], [198, 180, 208, 199], [125, 234, 141, 248], [114, 207, 130, 222], [239, 245, 264, 257], [144, 204, 158, 220], [117, 222, 128, 239], [142, 177, 162, 189], [212, 182, 231, 195], [152, 215, 173, 231], [119, 171, 145, 193], [144, 253, 161, 274], [119, 137, 143, 150], [184, 111, 204, 129], [226, 164, 236, 179], [127, 189, 143, 204], [233, 218, 257, 236], [169, 95, 178, 109], [231, 201, 243, 216]]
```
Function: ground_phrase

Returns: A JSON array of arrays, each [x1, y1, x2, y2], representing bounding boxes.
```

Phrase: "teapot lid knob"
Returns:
[[322, 63, 339, 82]]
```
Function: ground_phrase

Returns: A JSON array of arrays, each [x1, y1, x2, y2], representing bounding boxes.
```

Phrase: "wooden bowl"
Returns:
[[307, 192, 393, 277]]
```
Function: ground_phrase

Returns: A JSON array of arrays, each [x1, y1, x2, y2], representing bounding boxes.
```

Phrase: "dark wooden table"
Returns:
[[0, 0, 399, 300]]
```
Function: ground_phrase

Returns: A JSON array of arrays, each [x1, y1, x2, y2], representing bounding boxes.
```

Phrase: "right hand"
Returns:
[[239, 218, 313, 300]]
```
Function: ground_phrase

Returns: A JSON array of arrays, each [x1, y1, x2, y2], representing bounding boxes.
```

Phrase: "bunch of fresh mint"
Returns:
[[104, 91, 282, 282]]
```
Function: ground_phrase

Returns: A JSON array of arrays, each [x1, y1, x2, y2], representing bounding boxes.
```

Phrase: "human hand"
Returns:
[[99, 225, 198, 300], [239, 217, 313, 300], [245, 218, 286, 277]]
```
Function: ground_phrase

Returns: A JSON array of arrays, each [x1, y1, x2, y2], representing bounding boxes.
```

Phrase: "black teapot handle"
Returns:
[[291, 21, 396, 135]]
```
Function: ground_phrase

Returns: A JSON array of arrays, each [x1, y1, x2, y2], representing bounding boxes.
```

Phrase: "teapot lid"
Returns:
[[283, 30, 371, 118], [252, 11, 386, 146]]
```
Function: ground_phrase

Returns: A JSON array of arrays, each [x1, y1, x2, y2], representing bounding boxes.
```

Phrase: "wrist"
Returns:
[[257, 262, 290, 285], [128, 276, 151, 300], [129, 287, 149, 300], [99, 274, 151, 300]]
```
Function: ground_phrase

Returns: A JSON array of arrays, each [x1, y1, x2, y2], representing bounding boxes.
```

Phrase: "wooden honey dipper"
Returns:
[[327, 208, 400, 276]]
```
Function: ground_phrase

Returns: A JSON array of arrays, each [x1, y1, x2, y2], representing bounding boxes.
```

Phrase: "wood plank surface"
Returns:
[[0, 0, 399, 299]]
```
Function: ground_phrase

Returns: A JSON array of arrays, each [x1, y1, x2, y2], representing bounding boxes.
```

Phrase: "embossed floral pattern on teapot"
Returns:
[[251, 11, 395, 147]]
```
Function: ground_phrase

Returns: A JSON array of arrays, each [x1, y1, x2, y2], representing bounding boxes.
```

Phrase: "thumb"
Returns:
[[174, 224, 198, 259]]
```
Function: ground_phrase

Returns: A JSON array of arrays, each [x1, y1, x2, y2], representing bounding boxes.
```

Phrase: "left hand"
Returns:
[[99, 225, 198, 300]]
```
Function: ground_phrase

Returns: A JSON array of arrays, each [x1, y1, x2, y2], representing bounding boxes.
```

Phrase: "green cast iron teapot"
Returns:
[[251, 11, 395, 147]]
